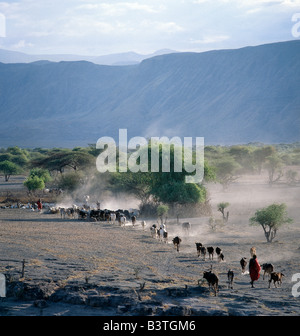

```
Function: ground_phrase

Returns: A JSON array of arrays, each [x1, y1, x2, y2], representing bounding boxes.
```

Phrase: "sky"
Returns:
[[0, 0, 299, 56]]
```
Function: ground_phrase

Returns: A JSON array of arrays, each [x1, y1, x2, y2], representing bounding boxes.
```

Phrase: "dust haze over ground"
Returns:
[[0, 171, 300, 316]]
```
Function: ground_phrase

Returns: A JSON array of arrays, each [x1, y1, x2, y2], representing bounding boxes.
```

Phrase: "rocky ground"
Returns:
[[0, 174, 300, 316]]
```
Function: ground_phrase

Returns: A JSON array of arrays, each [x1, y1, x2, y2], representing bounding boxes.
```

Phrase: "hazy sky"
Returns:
[[0, 0, 299, 55]]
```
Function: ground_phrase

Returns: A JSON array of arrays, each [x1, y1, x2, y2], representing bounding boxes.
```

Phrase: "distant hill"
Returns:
[[0, 48, 177, 65], [0, 40, 299, 148]]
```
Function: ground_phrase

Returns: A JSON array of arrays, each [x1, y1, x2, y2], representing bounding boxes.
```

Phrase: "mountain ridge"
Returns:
[[0, 48, 178, 66], [0, 40, 299, 148]]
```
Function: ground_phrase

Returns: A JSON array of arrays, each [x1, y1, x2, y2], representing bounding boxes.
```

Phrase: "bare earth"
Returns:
[[0, 174, 300, 316]]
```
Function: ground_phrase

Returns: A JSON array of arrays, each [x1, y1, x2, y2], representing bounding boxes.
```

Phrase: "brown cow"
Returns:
[[202, 271, 219, 296], [195, 242, 202, 257], [262, 263, 274, 280], [172, 236, 182, 252]]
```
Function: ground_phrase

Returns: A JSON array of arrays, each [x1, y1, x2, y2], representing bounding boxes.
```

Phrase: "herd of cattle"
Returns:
[[48, 204, 285, 296], [49, 205, 139, 226]]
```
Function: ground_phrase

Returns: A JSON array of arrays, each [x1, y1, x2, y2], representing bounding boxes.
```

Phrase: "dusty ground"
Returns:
[[0, 173, 300, 316]]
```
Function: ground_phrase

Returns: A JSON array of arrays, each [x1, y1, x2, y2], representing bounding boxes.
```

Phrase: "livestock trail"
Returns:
[[0, 208, 300, 315]]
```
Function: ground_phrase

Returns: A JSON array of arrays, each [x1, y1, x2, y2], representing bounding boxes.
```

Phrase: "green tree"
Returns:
[[215, 158, 240, 189], [58, 171, 83, 192], [249, 203, 293, 243], [217, 202, 230, 222], [32, 150, 95, 173], [0, 160, 21, 181], [29, 168, 52, 184], [286, 170, 298, 185], [24, 176, 45, 192], [265, 154, 283, 185], [109, 171, 152, 205], [229, 145, 254, 172], [152, 180, 206, 204], [253, 146, 275, 174], [157, 204, 169, 225]]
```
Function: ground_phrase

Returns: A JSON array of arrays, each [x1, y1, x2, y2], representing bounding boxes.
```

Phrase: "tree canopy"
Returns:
[[0, 160, 21, 181], [249, 203, 293, 242]]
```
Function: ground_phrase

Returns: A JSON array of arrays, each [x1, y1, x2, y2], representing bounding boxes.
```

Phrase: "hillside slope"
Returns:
[[0, 40, 299, 147]]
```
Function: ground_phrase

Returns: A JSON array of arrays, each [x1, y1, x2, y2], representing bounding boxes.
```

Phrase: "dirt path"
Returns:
[[0, 204, 300, 316]]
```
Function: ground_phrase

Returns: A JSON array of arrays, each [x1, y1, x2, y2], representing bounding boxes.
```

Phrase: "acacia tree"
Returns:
[[31, 150, 95, 174], [24, 176, 45, 194], [252, 146, 275, 174], [217, 202, 230, 222], [0, 160, 20, 181], [157, 204, 169, 225], [249, 203, 293, 243], [265, 154, 283, 185], [215, 158, 240, 189], [108, 143, 215, 217]]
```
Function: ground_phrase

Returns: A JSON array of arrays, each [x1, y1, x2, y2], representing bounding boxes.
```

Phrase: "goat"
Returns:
[[269, 272, 285, 288]]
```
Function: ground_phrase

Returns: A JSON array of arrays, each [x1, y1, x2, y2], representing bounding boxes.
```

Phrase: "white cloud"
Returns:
[[0, 0, 298, 55], [76, 2, 163, 16], [154, 21, 185, 33], [12, 39, 34, 49], [190, 35, 230, 44]]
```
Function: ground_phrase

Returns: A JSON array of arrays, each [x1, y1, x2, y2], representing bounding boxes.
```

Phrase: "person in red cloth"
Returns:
[[249, 254, 261, 288], [36, 199, 42, 212]]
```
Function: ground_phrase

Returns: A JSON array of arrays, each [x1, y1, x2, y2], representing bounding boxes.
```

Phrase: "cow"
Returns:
[[163, 230, 168, 243], [227, 269, 234, 289], [172, 236, 182, 252], [262, 263, 274, 280], [118, 215, 126, 227], [216, 247, 222, 258], [202, 271, 219, 296], [240, 257, 248, 273], [159, 228, 168, 243], [218, 252, 225, 262], [60, 207, 66, 219], [78, 209, 88, 220], [66, 207, 75, 219], [200, 246, 207, 260], [182, 222, 191, 235], [89, 209, 101, 221], [269, 272, 285, 288], [150, 224, 157, 238], [141, 220, 146, 230], [131, 215, 136, 227], [207, 246, 214, 260], [110, 212, 116, 224], [195, 243, 203, 257]]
